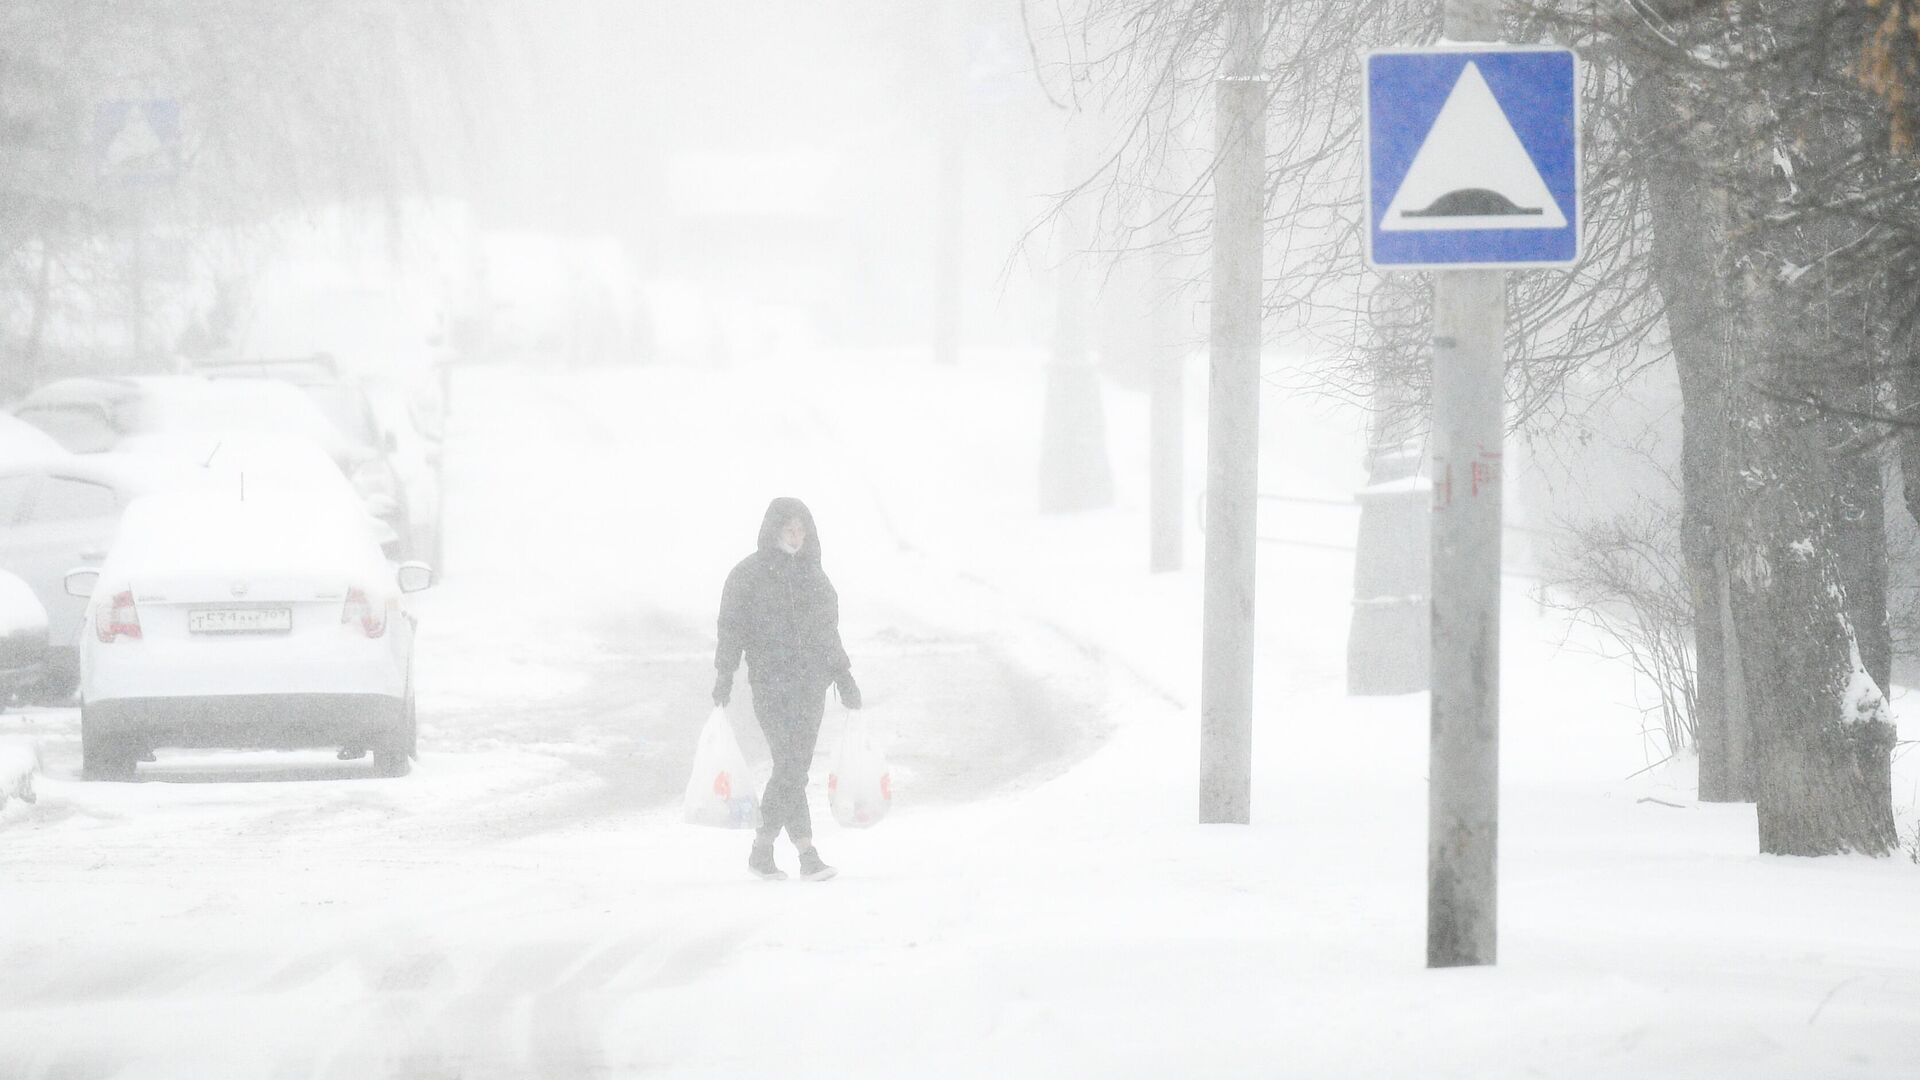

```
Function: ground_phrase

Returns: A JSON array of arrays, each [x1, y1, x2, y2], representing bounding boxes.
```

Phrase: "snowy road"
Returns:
[[5, 359, 1917, 1080], [0, 361, 1138, 1079]]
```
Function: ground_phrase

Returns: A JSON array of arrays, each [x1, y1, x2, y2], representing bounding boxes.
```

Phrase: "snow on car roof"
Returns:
[[18, 375, 359, 464], [136, 380, 358, 462], [117, 431, 351, 492], [113, 432, 381, 541], [0, 412, 68, 467], [14, 376, 146, 407], [107, 489, 388, 583], [42, 450, 218, 495]]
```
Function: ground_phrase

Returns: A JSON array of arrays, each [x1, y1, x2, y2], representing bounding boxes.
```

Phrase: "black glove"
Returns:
[[713, 671, 732, 708], [836, 671, 862, 710]]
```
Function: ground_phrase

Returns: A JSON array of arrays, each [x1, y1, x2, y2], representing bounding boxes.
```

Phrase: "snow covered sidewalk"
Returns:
[[452, 357, 1920, 1078], [2, 356, 1916, 1079]]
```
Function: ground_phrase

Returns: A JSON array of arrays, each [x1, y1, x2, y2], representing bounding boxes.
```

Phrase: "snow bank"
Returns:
[[0, 737, 37, 809], [0, 570, 47, 637], [1845, 638, 1891, 727]]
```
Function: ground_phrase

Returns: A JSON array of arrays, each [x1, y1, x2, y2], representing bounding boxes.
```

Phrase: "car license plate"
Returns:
[[189, 607, 292, 634]]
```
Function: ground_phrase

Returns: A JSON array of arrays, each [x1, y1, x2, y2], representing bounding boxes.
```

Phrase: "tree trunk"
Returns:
[[1634, 76, 1750, 800], [1754, 721, 1898, 855], [1895, 331, 1920, 532], [1726, 340, 1898, 857], [1632, 56, 1898, 851], [22, 241, 55, 393], [1717, 58, 1898, 856], [1831, 444, 1891, 694]]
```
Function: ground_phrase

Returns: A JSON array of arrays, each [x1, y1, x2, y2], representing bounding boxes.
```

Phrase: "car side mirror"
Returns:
[[64, 567, 101, 598], [396, 562, 434, 593]]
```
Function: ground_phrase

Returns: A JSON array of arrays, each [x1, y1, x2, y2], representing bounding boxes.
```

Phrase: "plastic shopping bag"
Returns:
[[828, 709, 891, 828], [683, 707, 761, 829]]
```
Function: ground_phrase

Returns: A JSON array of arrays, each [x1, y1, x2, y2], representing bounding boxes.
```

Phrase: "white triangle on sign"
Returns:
[[1381, 62, 1566, 232], [104, 110, 167, 172]]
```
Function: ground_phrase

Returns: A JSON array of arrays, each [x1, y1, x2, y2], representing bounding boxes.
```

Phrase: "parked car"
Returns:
[[366, 375, 446, 569], [14, 375, 355, 460], [0, 569, 48, 706], [191, 356, 440, 563], [13, 374, 407, 548], [66, 489, 434, 780], [0, 411, 67, 461], [0, 452, 212, 698], [115, 432, 402, 556], [9, 377, 136, 454]]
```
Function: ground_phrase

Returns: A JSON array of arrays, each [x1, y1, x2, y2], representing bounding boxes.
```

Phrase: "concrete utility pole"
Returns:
[[1199, 0, 1266, 824], [1427, 0, 1505, 968], [1039, 110, 1115, 514], [932, 0, 965, 367], [130, 192, 148, 365], [933, 122, 963, 366], [1149, 192, 1185, 574]]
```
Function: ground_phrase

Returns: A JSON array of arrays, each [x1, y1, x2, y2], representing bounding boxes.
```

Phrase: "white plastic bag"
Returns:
[[828, 709, 891, 828], [683, 707, 761, 829]]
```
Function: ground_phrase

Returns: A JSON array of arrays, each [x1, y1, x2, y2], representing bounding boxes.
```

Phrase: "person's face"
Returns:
[[779, 516, 808, 553]]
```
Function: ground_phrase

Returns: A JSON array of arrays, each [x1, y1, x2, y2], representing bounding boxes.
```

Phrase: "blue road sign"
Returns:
[[1365, 47, 1579, 270], [94, 99, 183, 186]]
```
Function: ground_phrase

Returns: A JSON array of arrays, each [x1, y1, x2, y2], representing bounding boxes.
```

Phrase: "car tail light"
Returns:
[[342, 587, 387, 638], [98, 591, 142, 643]]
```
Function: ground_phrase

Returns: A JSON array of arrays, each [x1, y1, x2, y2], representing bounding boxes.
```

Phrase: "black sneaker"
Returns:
[[797, 848, 838, 882], [748, 842, 787, 881]]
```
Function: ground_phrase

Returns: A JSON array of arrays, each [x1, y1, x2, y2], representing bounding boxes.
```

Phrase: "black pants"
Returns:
[[751, 680, 828, 844]]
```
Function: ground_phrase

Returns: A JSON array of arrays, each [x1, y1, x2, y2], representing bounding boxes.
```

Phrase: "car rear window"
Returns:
[[14, 405, 117, 453]]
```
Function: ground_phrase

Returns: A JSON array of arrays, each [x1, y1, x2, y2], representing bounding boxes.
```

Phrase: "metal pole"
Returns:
[[1427, 0, 1505, 969], [933, 16, 964, 368], [1199, 0, 1265, 824], [131, 189, 147, 367], [933, 128, 963, 366], [1149, 339, 1185, 573], [1149, 225, 1184, 573]]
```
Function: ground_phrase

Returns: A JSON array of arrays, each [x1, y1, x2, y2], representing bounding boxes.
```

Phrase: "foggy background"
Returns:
[[3, 2, 1918, 1077]]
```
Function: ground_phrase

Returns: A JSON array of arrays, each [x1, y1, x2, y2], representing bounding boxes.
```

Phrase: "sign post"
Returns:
[[1364, 37, 1579, 967], [94, 99, 182, 367], [1200, 0, 1265, 826]]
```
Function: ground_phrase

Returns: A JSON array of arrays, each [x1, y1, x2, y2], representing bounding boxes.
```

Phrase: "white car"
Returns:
[[116, 431, 401, 553], [0, 451, 216, 698], [15, 375, 407, 544], [66, 489, 433, 780]]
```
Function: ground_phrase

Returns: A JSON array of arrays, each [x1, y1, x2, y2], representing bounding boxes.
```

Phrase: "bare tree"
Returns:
[[1044, 0, 1905, 853], [0, 0, 495, 389]]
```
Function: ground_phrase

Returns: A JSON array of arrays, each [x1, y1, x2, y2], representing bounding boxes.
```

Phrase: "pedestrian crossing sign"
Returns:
[[1364, 47, 1580, 269]]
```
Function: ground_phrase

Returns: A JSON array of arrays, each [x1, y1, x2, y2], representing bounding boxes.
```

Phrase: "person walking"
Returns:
[[713, 497, 861, 881]]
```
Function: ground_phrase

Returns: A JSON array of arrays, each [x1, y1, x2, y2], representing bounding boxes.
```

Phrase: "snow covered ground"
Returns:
[[1, 352, 1916, 1078]]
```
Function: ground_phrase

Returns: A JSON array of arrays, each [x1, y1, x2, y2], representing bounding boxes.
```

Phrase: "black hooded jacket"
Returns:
[[716, 498, 852, 692]]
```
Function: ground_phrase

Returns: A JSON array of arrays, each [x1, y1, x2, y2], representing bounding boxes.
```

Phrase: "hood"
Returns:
[[756, 497, 822, 565]]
